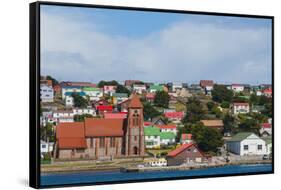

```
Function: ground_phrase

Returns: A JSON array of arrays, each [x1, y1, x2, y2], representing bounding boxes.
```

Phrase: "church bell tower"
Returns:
[[125, 94, 145, 156]]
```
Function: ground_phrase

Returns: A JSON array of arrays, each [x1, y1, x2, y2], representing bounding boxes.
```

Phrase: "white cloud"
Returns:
[[41, 10, 272, 84]]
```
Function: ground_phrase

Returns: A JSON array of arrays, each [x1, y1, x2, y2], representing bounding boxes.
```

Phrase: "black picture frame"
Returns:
[[30, 1, 274, 189]]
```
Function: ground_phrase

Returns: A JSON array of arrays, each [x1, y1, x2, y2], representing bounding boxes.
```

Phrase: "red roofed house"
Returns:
[[155, 125, 177, 134], [166, 143, 208, 166], [232, 102, 250, 114], [263, 88, 272, 98], [199, 80, 214, 95], [55, 94, 145, 159], [104, 112, 127, 119], [181, 133, 193, 144], [259, 123, 272, 137], [145, 93, 155, 102], [164, 112, 184, 123], [96, 105, 113, 116]]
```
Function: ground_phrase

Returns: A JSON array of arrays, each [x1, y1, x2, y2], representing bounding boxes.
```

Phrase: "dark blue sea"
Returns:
[[41, 164, 272, 186]]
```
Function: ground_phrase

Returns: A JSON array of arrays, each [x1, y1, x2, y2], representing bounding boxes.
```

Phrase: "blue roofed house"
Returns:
[[61, 86, 82, 99]]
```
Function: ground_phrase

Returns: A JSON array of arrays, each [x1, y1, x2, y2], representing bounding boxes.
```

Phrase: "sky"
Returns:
[[40, 5, 272, 85]]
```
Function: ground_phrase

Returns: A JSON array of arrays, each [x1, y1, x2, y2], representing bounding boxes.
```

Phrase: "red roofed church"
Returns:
[[54, 94, 145, 159]]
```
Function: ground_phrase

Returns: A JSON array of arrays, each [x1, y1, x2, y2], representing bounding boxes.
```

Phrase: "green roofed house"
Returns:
[[261, 136, 272, 155], [144, 126, 160, 148], [82, 87, 103, 101], [160, 132, 176, 146], [149, 85, 164, 93], [226, 132, 267, 156], [112, 93, 128, 105]]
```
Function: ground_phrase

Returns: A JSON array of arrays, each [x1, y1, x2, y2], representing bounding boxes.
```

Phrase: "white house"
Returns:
[[40, 140, 54, 157], [156, 125, 177, 135], [144, 158, 167, 167], [82, 87, 103, 101], [103, 85, 117, 96], [232, 102, 250, 114], [160, 132, 176, 145], [40, 84, 54, 102], [133, 84, 146, 94], [53, 110, 74, 123], [231, 84, 244, 93], [73, 108, 96, 116], [144, 126, 161, 148], [226, 132, 266, 156], [61, 86, 82, 99], [262, 137, 272, 155], [172, 83, 183, 92]]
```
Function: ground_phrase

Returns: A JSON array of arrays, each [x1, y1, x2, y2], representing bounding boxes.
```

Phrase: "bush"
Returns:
[[221, 101, 230, 108]]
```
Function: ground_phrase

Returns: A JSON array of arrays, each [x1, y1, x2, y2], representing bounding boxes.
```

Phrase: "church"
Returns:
[[54, 94, 145, 159]]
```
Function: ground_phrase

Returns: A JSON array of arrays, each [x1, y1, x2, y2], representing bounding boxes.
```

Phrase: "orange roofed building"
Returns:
[[55, 94, 145, 160]]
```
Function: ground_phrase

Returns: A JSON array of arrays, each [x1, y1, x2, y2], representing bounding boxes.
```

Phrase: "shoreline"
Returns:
[[41, 160, 272, 174]]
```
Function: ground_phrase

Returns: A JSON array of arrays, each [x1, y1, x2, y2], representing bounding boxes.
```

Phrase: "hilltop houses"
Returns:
[[132, 84, 146, 94], [164, 111, 184, 123], [53, 110, 74, 123], [232, 102, 250, 114], [65, 91, 87, 107]]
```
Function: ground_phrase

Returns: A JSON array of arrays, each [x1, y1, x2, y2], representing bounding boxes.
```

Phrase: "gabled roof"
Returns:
[[201, 120, 224, 127], [261, 136, 272, 145], [112, 93, 128, 98], [144, 126, 160, 136], [200, 80, 214, 87], [64, 91, 86, 96], [84, 118, 124, 137], [160, 132, 175, 140], [128, 94, 143, 108], [156, 125, 177, 129], [96, 105, 113, 111], [104, 113, 127, 119], [167, 143, 204, 157], [233, 102, 249, 106], [164, 112, 184, 118], [227, 132, 257, 142], [261, 123, 272, 129], [181, 133, 192, 141], [56, 122, 87, 149]]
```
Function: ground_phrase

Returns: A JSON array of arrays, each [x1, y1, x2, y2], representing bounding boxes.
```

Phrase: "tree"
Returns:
[[40, 122, 55, 142], [238, 118, 260, 133], [223, 114, 236, 134], [206, 101, 215, 111], [74, 114, 94, 122], [97, 80, 119, 88], [72, 93, 88, 108], [143, 102, 161, 120], [212, 84, 233, 103], [154, 91, 170, 108], [182, 97, 205, 123], [221, 101, 230, 108], [116, 84, 131, 96], [178, 123, 223, 154], [46, 75, 59, 86]]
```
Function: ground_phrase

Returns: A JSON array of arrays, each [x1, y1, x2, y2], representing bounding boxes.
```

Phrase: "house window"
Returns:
[[110, 137, 116, 147], [42, 145, 46, 148], [244, 145, 249, 150], [99, 137, 105, 148], [134, 136, 137, 141], [77, 149, 85, 153], [258, 145, 262, 150]]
